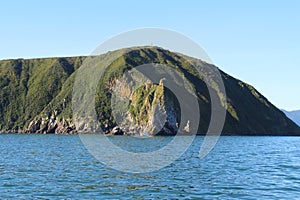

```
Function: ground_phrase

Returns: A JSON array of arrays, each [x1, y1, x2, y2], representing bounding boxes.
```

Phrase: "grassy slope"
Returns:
[[0, 57, 85, 130], [0, 47, 299, 135]]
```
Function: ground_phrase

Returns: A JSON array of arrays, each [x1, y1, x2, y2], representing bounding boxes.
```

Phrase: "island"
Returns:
[[0, 47, 299, 135]]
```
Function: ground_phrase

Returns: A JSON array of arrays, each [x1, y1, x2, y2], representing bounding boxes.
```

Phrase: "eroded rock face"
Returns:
[[26, 114, 76, 134], [25, 78, 180, 135], [113, 81, 180, 136]]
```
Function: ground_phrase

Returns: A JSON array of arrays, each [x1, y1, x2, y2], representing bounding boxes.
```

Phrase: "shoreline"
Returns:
[[1, 132, 300, 136]]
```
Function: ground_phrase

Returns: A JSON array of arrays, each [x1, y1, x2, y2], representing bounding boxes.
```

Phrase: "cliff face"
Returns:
[[113, 80, 180, 136], [0, 47, 299, 135]]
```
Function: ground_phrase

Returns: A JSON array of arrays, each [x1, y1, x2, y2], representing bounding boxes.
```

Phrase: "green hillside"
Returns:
[[0, 47, 299, 135]]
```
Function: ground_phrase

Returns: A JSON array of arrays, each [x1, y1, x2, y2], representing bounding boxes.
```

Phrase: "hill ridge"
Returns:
[[0, 46, 299, 135]]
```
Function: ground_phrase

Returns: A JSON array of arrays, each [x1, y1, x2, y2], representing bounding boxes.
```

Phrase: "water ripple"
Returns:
[[1, 135, 300, 199]]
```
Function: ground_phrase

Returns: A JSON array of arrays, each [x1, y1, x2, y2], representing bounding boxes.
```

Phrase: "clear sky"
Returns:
[[1, 0, 299, 110]]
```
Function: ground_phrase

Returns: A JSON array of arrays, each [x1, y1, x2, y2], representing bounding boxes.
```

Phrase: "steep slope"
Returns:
[[0, 57, 85, 132], [0, 47, 299, 135]]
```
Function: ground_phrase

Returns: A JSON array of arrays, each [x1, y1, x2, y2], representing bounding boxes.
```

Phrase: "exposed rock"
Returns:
[[26, 114, 76, 134]]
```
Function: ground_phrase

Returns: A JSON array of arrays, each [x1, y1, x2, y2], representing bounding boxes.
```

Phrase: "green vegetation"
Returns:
[[0, 47, 299, 135], [129, 83, 164, 125]]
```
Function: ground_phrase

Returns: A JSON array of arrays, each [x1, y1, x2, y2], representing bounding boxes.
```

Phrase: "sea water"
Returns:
[[0, 134, 300, 199]]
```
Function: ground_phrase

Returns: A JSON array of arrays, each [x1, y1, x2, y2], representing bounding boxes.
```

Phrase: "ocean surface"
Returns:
[[1, 134, 300, 199]]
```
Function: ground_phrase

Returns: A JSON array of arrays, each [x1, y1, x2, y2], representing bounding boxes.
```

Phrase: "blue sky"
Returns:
[[1, 0, 299, 110]]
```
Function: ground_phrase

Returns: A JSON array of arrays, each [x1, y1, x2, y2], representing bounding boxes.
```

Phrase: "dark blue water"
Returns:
[[1, 134, 300, 199]]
